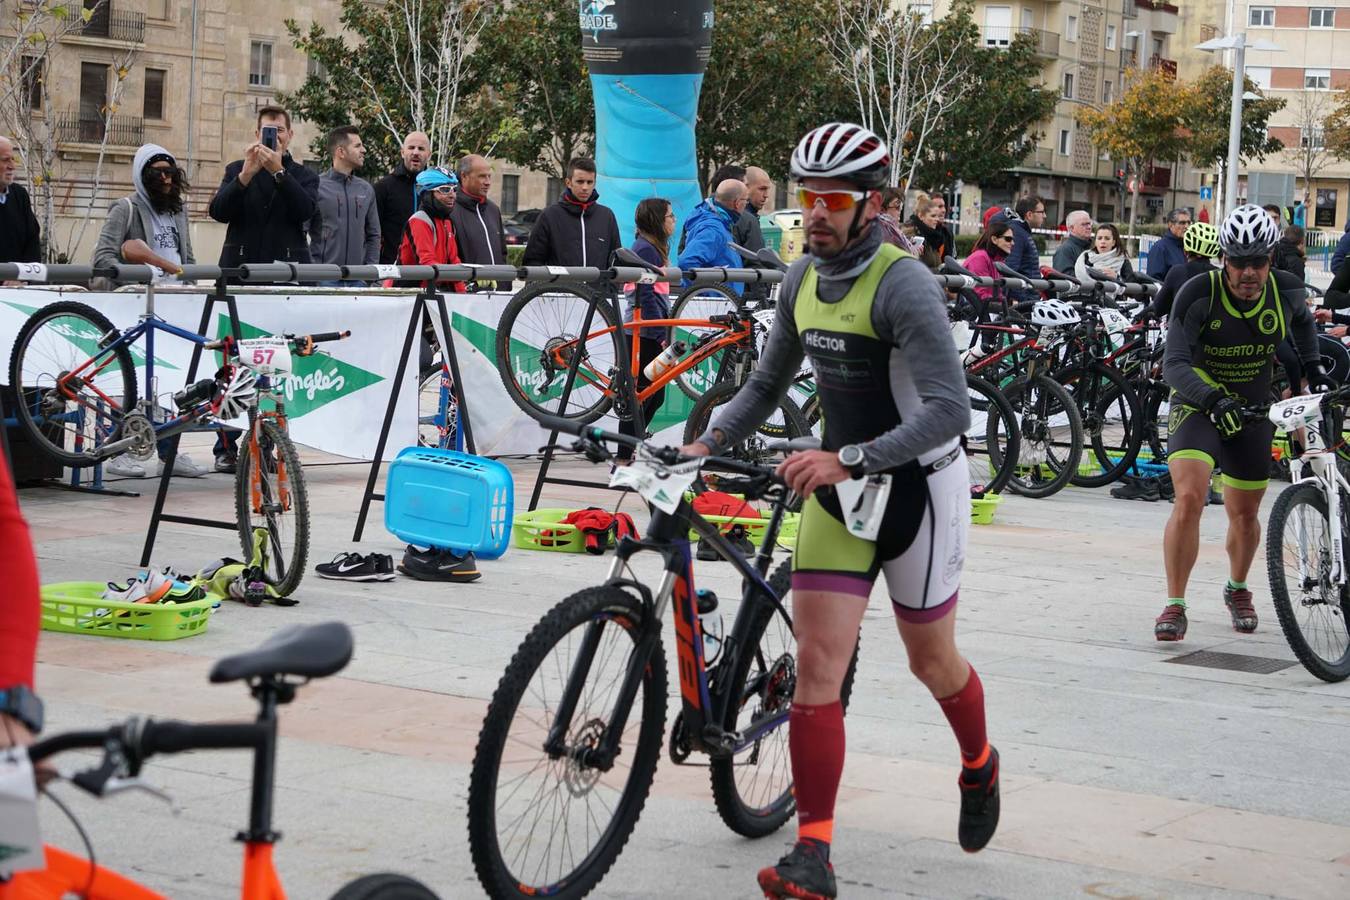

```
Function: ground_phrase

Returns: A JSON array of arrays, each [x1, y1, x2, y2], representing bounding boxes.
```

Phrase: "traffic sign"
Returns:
[[1199, 186, 1213, 200]]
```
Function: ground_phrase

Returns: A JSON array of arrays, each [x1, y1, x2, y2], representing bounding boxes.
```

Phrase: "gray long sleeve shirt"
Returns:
[[308, 169, 380, 267], [698, 226, 970, 473]]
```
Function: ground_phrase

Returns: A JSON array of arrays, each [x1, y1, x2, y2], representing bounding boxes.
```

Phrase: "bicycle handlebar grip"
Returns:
[[27, 728, 116, 763], [307, 331, 350, 344], [141, 720, 264, 755]]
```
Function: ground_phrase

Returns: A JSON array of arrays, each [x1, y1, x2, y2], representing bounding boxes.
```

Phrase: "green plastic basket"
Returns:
[[40, 581, 216, 641], [512, 509, 593, 553], [971, 495, 1002, 525]]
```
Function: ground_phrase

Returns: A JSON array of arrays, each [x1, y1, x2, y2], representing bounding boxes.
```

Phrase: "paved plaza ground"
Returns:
[[16, 436, 1350, 899]]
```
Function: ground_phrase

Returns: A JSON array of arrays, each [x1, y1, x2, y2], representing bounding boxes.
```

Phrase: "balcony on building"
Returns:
[[54, 110, 145, 148], [77, 2, 146, 44], [981, 26, 1059, 59], [1149, 55, 1178, 81]]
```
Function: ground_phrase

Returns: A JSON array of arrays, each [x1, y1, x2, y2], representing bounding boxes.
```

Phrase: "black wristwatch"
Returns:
[[838, 444, 867, 479], [272, 169, 287, 184], [0, 684, 44, 734]]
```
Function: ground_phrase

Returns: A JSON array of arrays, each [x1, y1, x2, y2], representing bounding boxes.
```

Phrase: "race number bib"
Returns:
[[835, 474, 892, 542], [238, 337, 293, 376]]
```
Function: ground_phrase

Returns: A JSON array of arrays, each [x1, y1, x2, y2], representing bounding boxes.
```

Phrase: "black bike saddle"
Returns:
[[209, 621, 353, 683]]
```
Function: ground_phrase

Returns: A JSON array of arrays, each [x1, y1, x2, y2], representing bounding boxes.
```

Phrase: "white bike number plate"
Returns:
[[1269, 395, 1322, 431], [0, 750, 43, 875], [835, 474, 892, 541], [1098, 308, 1130, 336], [239, 337, 293, 376], [752, 309, 777, 329], [609, 448, 702, 514]]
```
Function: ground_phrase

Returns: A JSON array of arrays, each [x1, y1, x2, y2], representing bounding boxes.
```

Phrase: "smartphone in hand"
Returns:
[[261, 125, 278, 151]]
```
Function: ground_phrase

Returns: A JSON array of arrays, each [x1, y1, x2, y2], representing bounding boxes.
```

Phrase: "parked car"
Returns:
[[504, 222, 530, 246]]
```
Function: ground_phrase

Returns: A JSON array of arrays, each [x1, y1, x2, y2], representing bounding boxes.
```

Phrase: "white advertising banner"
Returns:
[[1, 289, 420, 461]]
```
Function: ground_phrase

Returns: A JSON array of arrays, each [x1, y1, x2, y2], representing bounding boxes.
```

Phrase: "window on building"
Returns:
[[983, 6, 1011, 47], [249, 40, 273, 88], [1066, 15, 1078, 42], [1303, 127, 1326, 149], [546, 176, 563, 205], [143, 68, 166, 120], [1102, 79, 1114, 104], [1152, 36, 1164, 57], [501, 174, 519, 216], [1246, 66, 1272, 90], [79, 62, 108, 121], [1311, 8, 1335, 29], [1062, 71, 1075, 99], [21, 55, 42, 110], [1105, 24, 1116, 50], [147, 0, 170, 19], [1249, 6, 1274, 27], [1058, 129, 1071, 156], [909, 2, 933, 24], [1306, 68, 1332, 90]]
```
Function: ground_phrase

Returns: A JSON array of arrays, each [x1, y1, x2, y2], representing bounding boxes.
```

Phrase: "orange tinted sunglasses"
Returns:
[[797, 188, 869, 212]]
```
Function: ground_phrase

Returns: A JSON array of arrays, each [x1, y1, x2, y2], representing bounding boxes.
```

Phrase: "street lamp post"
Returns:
[[1196, 33, 1281, 217]]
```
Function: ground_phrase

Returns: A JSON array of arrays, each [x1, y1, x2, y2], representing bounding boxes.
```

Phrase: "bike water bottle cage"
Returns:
[[1031, 299, 1080, 327]]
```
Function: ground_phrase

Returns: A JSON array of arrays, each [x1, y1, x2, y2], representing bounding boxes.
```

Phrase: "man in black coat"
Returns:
[[521, 157, 620, 268], [208, 106, 319, 266], [449, 153, 510, 290], [374, 131, 430, 265], [0, 136, 41, 263]]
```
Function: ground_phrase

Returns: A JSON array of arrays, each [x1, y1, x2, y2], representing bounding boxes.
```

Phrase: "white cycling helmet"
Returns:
[[1031, 299, 1081, 327], [216, 366, 257, 419], [1219, 203, 1280, 257], [790, 122, 890, 188]]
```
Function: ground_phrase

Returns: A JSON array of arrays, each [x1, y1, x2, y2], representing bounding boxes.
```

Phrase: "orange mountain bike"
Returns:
[[2, 623, 437, 900]]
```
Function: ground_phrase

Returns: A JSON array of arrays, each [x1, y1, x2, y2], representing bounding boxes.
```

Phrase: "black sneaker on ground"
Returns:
[[214, 449, 237, 474], [1158, 473, 1175, 501], [757, 840, 836, 900], [398, 546, 481, 583], [315, 552, 395, 582], [696, 538, 718, 562], [1110, 476, 1159, 501], [958, 745, 1001, 852], [727, 524, 756, 557]]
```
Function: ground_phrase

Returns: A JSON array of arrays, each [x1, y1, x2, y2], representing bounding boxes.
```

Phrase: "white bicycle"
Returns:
[[1264, 388, 1350, 681]]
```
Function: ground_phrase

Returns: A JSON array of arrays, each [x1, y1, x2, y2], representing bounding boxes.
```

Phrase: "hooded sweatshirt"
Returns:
[[677, 198, 744, 295], [521, 188, 621, 268], [93, 143, 194, 282]]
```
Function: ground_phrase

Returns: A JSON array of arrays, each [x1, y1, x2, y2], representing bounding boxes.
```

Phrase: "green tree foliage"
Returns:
[[693, 0, 850, 191], [1183, 65, 1285, 171], [909, 24, 1058, 189], [458, 0, 593, 179]]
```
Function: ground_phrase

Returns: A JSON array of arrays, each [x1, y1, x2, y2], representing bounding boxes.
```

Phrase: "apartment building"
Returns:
[[926, 1, 1200, 226]]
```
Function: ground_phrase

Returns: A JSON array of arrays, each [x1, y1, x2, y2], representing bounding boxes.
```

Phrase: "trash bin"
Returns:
[[767, 210, 804, 262], [759, 215, 782, 253]]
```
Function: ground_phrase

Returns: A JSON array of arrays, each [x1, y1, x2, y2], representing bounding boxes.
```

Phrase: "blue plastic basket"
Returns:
[[384, 447, 513, 559]]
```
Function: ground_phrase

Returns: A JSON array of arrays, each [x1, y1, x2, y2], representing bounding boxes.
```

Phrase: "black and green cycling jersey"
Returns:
[[1162, 268, 1318, 409]]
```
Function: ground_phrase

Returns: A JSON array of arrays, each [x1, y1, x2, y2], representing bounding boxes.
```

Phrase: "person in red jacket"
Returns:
[[0, 449, 42, 753], [393, 166, 466, 292]]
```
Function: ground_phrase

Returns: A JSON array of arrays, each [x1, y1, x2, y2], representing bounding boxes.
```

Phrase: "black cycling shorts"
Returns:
[[1167, 401, 1272, 490]]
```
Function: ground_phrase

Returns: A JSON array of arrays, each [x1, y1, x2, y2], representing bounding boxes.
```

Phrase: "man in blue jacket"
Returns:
[[678, 178, 748, 295], [1331, 220, 1350, 275], [1146, 208, 1190, 279]]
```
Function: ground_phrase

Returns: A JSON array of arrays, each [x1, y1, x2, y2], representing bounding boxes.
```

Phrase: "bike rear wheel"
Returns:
[[669, 282, 744, 399], [417, 363, 457, 449], [967, 373, 1020, 495], [469, 586, 666, 900], [494, 282, 620, 423], [1004, 373, 1083, 498], [1059, 364, 1143, 488], [235, 417, 310, 597], [709, 558, 858, 838], [329, 873, 439, 899], [8, 300, 137, 467], [1267, 482, 1350, 682], [682, 381, 809, 468]]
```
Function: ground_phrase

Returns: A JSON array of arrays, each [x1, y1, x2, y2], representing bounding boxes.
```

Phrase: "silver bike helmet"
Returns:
[[1219, 203, 1280, 257], [790, 123, 890, 189], [1031, 299, 1081, 327]]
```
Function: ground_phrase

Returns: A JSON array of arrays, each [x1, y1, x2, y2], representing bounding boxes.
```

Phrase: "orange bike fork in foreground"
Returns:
[[1, 842, 285, 899], [241, 842, 285, 900]]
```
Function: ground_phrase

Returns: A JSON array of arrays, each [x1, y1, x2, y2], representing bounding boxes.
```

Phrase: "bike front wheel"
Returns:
[[967, 373, 1020, 495], [1004, 373, 1083, 498], [708, 558, 859, 838], [329, 873, 439, 899], [1267, 482, 1350, 682], [469, 586, 667, 900], [494, 282, 620, 423], [235, 417, 310, 597]]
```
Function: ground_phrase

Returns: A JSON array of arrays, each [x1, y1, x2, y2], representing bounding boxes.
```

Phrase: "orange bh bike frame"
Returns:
[[1, 842, 283, 899]]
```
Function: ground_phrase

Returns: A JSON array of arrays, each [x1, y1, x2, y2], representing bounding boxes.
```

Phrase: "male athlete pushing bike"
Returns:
[[682, 122, 997, 899]]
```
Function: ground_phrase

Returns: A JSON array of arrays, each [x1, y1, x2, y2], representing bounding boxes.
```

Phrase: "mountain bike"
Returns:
[[467, 419, 858, 899], [3, 622, 437, 899], [7, 284, 347, 595], [1264, 387, 1350, 682]]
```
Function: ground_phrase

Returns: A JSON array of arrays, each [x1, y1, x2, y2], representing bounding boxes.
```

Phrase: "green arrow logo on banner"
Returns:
[[3, 300, 178, 370], [215, 314, 384, 418]]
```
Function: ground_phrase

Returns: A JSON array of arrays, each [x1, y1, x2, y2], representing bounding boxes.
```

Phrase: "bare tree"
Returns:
[[823, 0, 972, 189], [1295, 88, 1339, 211]]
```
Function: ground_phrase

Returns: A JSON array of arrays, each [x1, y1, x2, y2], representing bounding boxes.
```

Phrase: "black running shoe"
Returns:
[[958, 745, 1000, 852], [315, 552, 395, 582], [727, 524, 756, 557], [757, 841, 836, 899], [696, 537, 719, 561], [398, 546, 481, 583], [1110, 476, 1159, 501]]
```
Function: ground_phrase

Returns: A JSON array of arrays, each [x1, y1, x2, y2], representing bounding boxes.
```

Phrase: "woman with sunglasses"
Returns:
[[393, 166, 466, 291], [962, 222, 1014, 301], [1155, 203, 1328, 643]]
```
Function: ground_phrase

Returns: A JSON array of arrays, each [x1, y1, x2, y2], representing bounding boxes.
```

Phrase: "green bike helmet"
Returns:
[[1183, 220, 1220, 259]]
